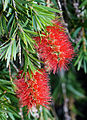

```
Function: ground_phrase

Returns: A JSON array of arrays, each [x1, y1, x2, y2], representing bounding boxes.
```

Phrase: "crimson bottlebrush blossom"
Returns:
[[14, 69, 51, 111], [34, 20, 74, 74]]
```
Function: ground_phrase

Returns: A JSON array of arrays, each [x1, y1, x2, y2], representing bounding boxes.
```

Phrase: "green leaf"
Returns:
[[22, 32, 28, 47], [0, 49, 7, 60], [6, 107, 20, 118], [74, 38, 82, 50], [7, 14, 14, 30], [6, 7, 12, 17], [37, 15, 47, 27], [77, 57, 83, 71], [0, 85, 14, 94], [33, 15, 37, 31], [34, 15, 41, 31], [67, 84, 85, 98], [40, 5, 61, 13], [51, 0, 58, 8], [24, 32, 35, 44], [39, 15, 53, 26], [9, 19, 16, 38], [33, 4, 52, 14], [28, 57, 36, 74], [8, 3, 19, 13], [5, 45, 12, 67], [24, 33, 35, 51], [15, 0, 30, 4], [0, 43, 9, 49], [52, 86, 59, 101], [3, 0, 9, 11], [21, 19, 29, 27], [73, 27, 81, 38], [43, 107, 48, 120], [0, 79, 12, 85], [35, 15, 44, 30], [12, 39, 17, 61], [24, 52, 28, 72], [74, 51, 83, 66], [28, 54, 43, 63], [83, 60, 87, 73], [8, 112, 15, 120], [15, 0, 29, 10], [35, 10, 55, 18], [2, 16, 8, 34], [23, 28, 38, 35], [45, 108, 54, 119], [80, 0, 87, 8]]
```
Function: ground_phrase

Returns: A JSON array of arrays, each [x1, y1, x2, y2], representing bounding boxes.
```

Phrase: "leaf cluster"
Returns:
[[0, 62, 20, 120], [0, 0, 60, 75]]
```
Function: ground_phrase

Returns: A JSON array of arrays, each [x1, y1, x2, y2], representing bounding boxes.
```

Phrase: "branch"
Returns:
[[56, 0, 75, 43], [60, 69, 71, 120], [12, 0, 18, 20], [62, 83, 71, 120]]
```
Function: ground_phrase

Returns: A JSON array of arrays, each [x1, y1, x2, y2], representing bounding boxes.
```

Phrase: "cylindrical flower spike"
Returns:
[[14, 69, 51, 111], [34, 20, 74, 74]]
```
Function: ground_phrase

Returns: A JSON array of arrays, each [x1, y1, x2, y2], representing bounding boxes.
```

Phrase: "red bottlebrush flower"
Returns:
[[14, 69, 51, 111], [34, 20, 74, 74]]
